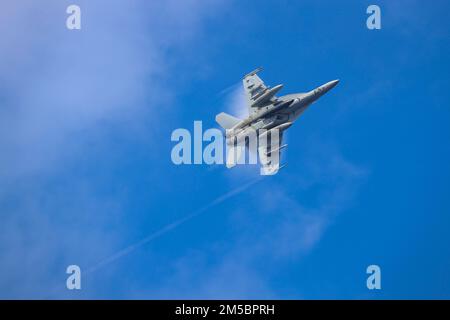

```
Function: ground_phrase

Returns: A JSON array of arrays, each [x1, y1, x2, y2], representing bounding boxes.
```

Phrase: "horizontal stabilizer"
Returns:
[[216, 112, 241, 130]]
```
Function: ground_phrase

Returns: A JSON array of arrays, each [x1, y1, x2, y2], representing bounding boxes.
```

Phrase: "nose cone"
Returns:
[[322, 79, 339, 92], [305, 79, 340, 103], [311, 79, 339, 100]]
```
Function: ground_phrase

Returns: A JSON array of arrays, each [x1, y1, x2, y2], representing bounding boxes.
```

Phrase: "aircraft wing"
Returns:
[[243, 68, 283, 116], [259, 131, 287, 175], [225, 131, 287, 174], [243, 67, 267, 115]]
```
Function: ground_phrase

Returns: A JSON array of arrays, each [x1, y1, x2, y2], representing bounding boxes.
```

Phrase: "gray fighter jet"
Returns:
[[216, 67, 339, 173]]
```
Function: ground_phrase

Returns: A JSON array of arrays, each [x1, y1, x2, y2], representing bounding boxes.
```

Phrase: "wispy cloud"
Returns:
[[0, 0, 227, 181], [147, 139, 368, 298], [223, 83, 248, 119], [0, 0, 228, 299]]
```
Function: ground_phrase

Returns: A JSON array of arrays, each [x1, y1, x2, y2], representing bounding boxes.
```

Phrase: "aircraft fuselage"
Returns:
[[227, 79, 339, 144]]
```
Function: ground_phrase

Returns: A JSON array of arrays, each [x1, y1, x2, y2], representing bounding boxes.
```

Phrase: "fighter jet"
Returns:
[[216, 67, 339, 173]]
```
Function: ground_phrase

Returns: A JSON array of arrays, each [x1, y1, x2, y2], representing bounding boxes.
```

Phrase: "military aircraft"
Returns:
[[216, 67, 339, 173]]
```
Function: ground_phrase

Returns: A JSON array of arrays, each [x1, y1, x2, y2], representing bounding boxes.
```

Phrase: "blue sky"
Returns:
[[0, 0, 449, 299]]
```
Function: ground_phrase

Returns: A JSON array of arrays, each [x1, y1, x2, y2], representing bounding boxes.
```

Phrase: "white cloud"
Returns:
[[0, 0, 227, 298], [0, 0, 226, 181]]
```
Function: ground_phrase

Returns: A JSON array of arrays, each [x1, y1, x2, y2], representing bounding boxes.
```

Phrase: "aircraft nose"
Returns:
[[324, 79, 339, 91], [314, 79, 339, 96], [310, 79, 340, 101]]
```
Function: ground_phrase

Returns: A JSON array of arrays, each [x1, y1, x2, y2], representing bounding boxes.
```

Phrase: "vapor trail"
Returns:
[[85, 177, 263, 275]]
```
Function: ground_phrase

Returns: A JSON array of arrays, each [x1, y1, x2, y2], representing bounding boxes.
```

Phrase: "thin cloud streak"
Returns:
[[85, 177, 263, 275]]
